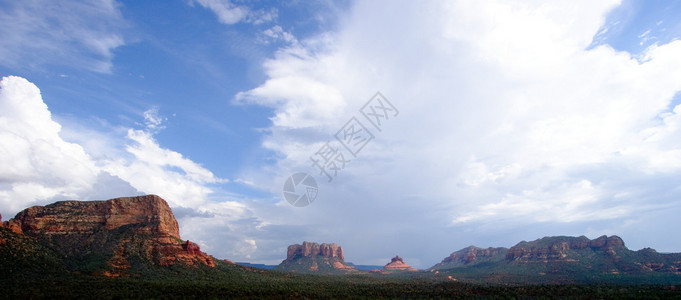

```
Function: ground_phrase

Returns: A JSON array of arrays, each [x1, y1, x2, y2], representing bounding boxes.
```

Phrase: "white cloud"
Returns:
[[233, 36, 351, 133], [102, 128, 225, 208], [142, 108, 167, 133], [0, 75, 263, 263], [192, 0, 277, 25], [261, 25, 298, 45], [233, 0, 681, 265], [0, 76, 135, 213], [453, 179, 626, 224], [3, 1, 681, 268], [178, 199, 256, 258], [0, 0, 126, 73], [0, 75, 227, 218]]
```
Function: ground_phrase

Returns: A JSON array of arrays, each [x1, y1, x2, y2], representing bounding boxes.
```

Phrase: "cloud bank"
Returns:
[[231, 0, 681, 266]]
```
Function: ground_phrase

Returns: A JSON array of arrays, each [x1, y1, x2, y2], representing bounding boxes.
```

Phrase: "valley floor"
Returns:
[[2, 269, 680, 299]]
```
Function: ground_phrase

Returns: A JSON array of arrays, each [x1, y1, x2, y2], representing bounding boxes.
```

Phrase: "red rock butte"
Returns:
[[286, 241, 345, 261], [4, 195, 180, 238], [1, 195, 215, 272], [277, 241, 357, 273], [383, 255, 417, 272]]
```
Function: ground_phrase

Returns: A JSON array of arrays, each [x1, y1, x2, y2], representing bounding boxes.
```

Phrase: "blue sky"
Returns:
[[2, 0, 681, 268]]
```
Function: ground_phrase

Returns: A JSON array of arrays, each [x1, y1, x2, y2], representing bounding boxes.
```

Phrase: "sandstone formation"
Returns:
[[382, 256, 417, 272], [506, 235, 626, 261], [6, 195, 180, 238], [285, 241, 344, 261], [430, 246, 507, 269], [276, 241, 356, 273], [1, 195, 215, 274], [430, 235, 681, 275]]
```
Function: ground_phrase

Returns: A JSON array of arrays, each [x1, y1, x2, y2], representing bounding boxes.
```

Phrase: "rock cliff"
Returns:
[[7, 195, 180, 238], [430, 235, 681, 276], [285, 241, 344, 261], [505, 235, 626, 261], [430, 246, 507, 269], [1, 195, 214, 275], [276, 241, 356, 273]]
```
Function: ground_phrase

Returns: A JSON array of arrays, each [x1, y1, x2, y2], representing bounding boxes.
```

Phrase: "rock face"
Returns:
[[505, 235, 626, 261], [276, 241, 356, 273], [588, 235, 625, 256], [8, 195, 180, 238], [1, 195, 214, 275], [285, 241, 344, 261], [383, 256, 417, 272], [430, 246, 508, 269], [430, 235, 681, 277]]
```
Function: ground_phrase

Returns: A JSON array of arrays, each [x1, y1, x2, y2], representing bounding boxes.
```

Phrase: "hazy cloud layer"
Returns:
[[0, 0, 126, 73], [192, 0, 277, 25]]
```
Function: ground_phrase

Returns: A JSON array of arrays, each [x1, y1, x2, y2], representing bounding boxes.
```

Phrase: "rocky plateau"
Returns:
[[1, 195, 214, 276]]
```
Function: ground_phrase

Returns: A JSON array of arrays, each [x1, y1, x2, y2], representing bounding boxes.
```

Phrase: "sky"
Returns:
[[1, 0, 681, 268]]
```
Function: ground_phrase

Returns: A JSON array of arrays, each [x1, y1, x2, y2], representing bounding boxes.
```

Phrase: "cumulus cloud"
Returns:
[[0, 75, 231, 220], [0, 75, 263, 258], [234, 0, 681, 265], [102, 128, 225, 208], [0, 76, 137, 213], [0, 0, 126, 73]]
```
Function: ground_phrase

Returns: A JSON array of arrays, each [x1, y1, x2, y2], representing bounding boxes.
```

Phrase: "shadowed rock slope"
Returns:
[[430, 235, 681, 282]]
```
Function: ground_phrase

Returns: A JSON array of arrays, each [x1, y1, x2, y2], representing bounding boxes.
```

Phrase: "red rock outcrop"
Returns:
[[2, 195, 215, 272], [506, 235, 626, 261], [430, 246, 509, 270], [183, 240, 202, 255], [447, 246, 505, 264], [332, 260, 357, 271], [1, 216, 23, 234], [277, 241, 357, 273], [383, 256, 417, 272], [506, 242, 571, 261], [178, 240, 215, 267], [10, 195, 180, 238], [285, 241, 344, 261], [588, 235, 625, 255]]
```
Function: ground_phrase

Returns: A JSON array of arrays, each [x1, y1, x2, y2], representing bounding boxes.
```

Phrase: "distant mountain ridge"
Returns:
[[346, 263, 383, 271], [430, 235, 681, 282], [1, 196, 680, 284], [236, 262, 276, 269], [431, 246, 508, 269]]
